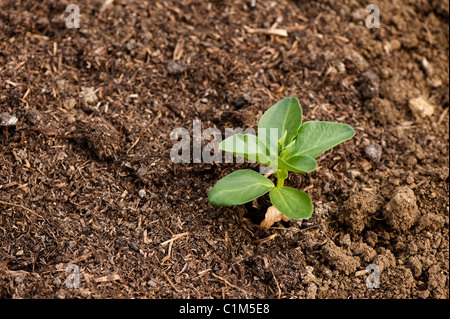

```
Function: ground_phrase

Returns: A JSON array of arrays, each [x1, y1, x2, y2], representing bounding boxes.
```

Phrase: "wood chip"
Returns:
[[212, 273, 249, 295], [355, 269, 369, 277], [252, 233, 278, 245], [173, 39, 185, 61], [94, 273, 121, 283], [244, 26, 288, 37], [160, 232, 189, 246]]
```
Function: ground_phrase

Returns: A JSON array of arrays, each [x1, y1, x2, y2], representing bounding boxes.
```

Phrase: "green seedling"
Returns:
[[208, 97, 355, 224]]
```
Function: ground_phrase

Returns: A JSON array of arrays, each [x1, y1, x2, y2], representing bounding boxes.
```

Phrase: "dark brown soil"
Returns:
[[0, 0, 448, 299]]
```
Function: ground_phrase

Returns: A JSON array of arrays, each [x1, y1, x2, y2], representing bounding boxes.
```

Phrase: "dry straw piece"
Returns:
[[260, 205, 290, 229]]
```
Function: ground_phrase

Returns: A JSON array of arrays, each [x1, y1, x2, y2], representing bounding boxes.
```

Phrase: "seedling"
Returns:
[[208, 97, 355, 226]]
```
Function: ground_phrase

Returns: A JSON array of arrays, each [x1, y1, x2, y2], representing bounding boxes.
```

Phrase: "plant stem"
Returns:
[[276, 178, 284, 188], [275, 169, 287, 188]]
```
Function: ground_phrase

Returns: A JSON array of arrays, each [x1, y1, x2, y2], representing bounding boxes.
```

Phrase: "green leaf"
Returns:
[[219, 133, 271, 165], [277, 155, 317, 173], [208, 169, 275, 206], [269, 187, 313, 220], [258, 97, 303, 153], [287, 121, 355, 159]]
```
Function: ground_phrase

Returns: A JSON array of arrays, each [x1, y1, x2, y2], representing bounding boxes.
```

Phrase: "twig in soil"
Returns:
[[173, 39, 184, 61], [69, 251, 93, 265], [355, 269, 369, 277], [270, 269, 282, 299], [94, 273, 121, 283], [197, 269, 211, 276], [0, 200, 47, 222], [410, 180, 427, 189], [126, 136, 140, 154], [252, 233, 278, 245], [161, 240, 174, 263], [270, 220, 335, 232], [176, 263, 188, 276], [211, 273, 249, 295], [225, 63, 242, 77], [160, 232, 189, 246], [163, 271, 180, 293], [437, 108, 449, 126], [160, 232, 189, 263], [244, 25, 288, 37]]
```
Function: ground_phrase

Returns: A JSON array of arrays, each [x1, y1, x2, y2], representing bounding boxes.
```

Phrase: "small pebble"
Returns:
[[136, 166, 148, 178], [56, 291, 66, 299], [417, 290, 430, 299], [0, 113, 18, 127], [420, 57, 433, 77], [364, 143, 382, 162], [233, 94, 250, 108], [138, 189, 146, 198], [405, 175, 414, 184], [124, 39, 137, 51], [358, 70, 380, 100], [408, 96, 435, 119], [80, 87, 98, 106], [53, 278, 62, 286], [26, 109, 41, 125], [166, 60, 186, 75], [383, 39, 401, 54], [336, 62, 346, 73]]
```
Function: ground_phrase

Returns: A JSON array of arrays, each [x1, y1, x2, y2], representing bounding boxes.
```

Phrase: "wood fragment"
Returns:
[[163, 271, 180, 292], [160, 232, 189, 246], [94, 273, 121, 283], [244, 26, 288, 37], [0, 200, 47, 222], [355, 269, 369, 277], [252, 233, 278, 245], [225, 63, 242, 77], [126, 136, 140, 154], [69, 251, 93, 264], [271, 269, 281, 299], [197, 269, 211, 276], [437, 107, 448, 126], [173, 39, 185, 60], [161, 240, 173, 263], [272, 83, 285, 94], [5, 80, 19, 87], [212, 273, 249, 294], [143, 228, 150, 244]]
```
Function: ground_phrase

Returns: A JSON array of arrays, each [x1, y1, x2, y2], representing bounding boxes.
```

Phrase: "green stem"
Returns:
[[275, 169, 287, 188]]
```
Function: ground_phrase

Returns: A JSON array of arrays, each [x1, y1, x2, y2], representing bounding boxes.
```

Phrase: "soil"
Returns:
[[0, 0, 448, 299]]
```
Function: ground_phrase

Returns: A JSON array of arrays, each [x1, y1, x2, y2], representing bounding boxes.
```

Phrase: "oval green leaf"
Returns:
[[277, 155, 317, 173], [269, 187, 313, 220], [287, 121, 355, 159], [258, 97, 303, 152], [208, 169, 275, 206]]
